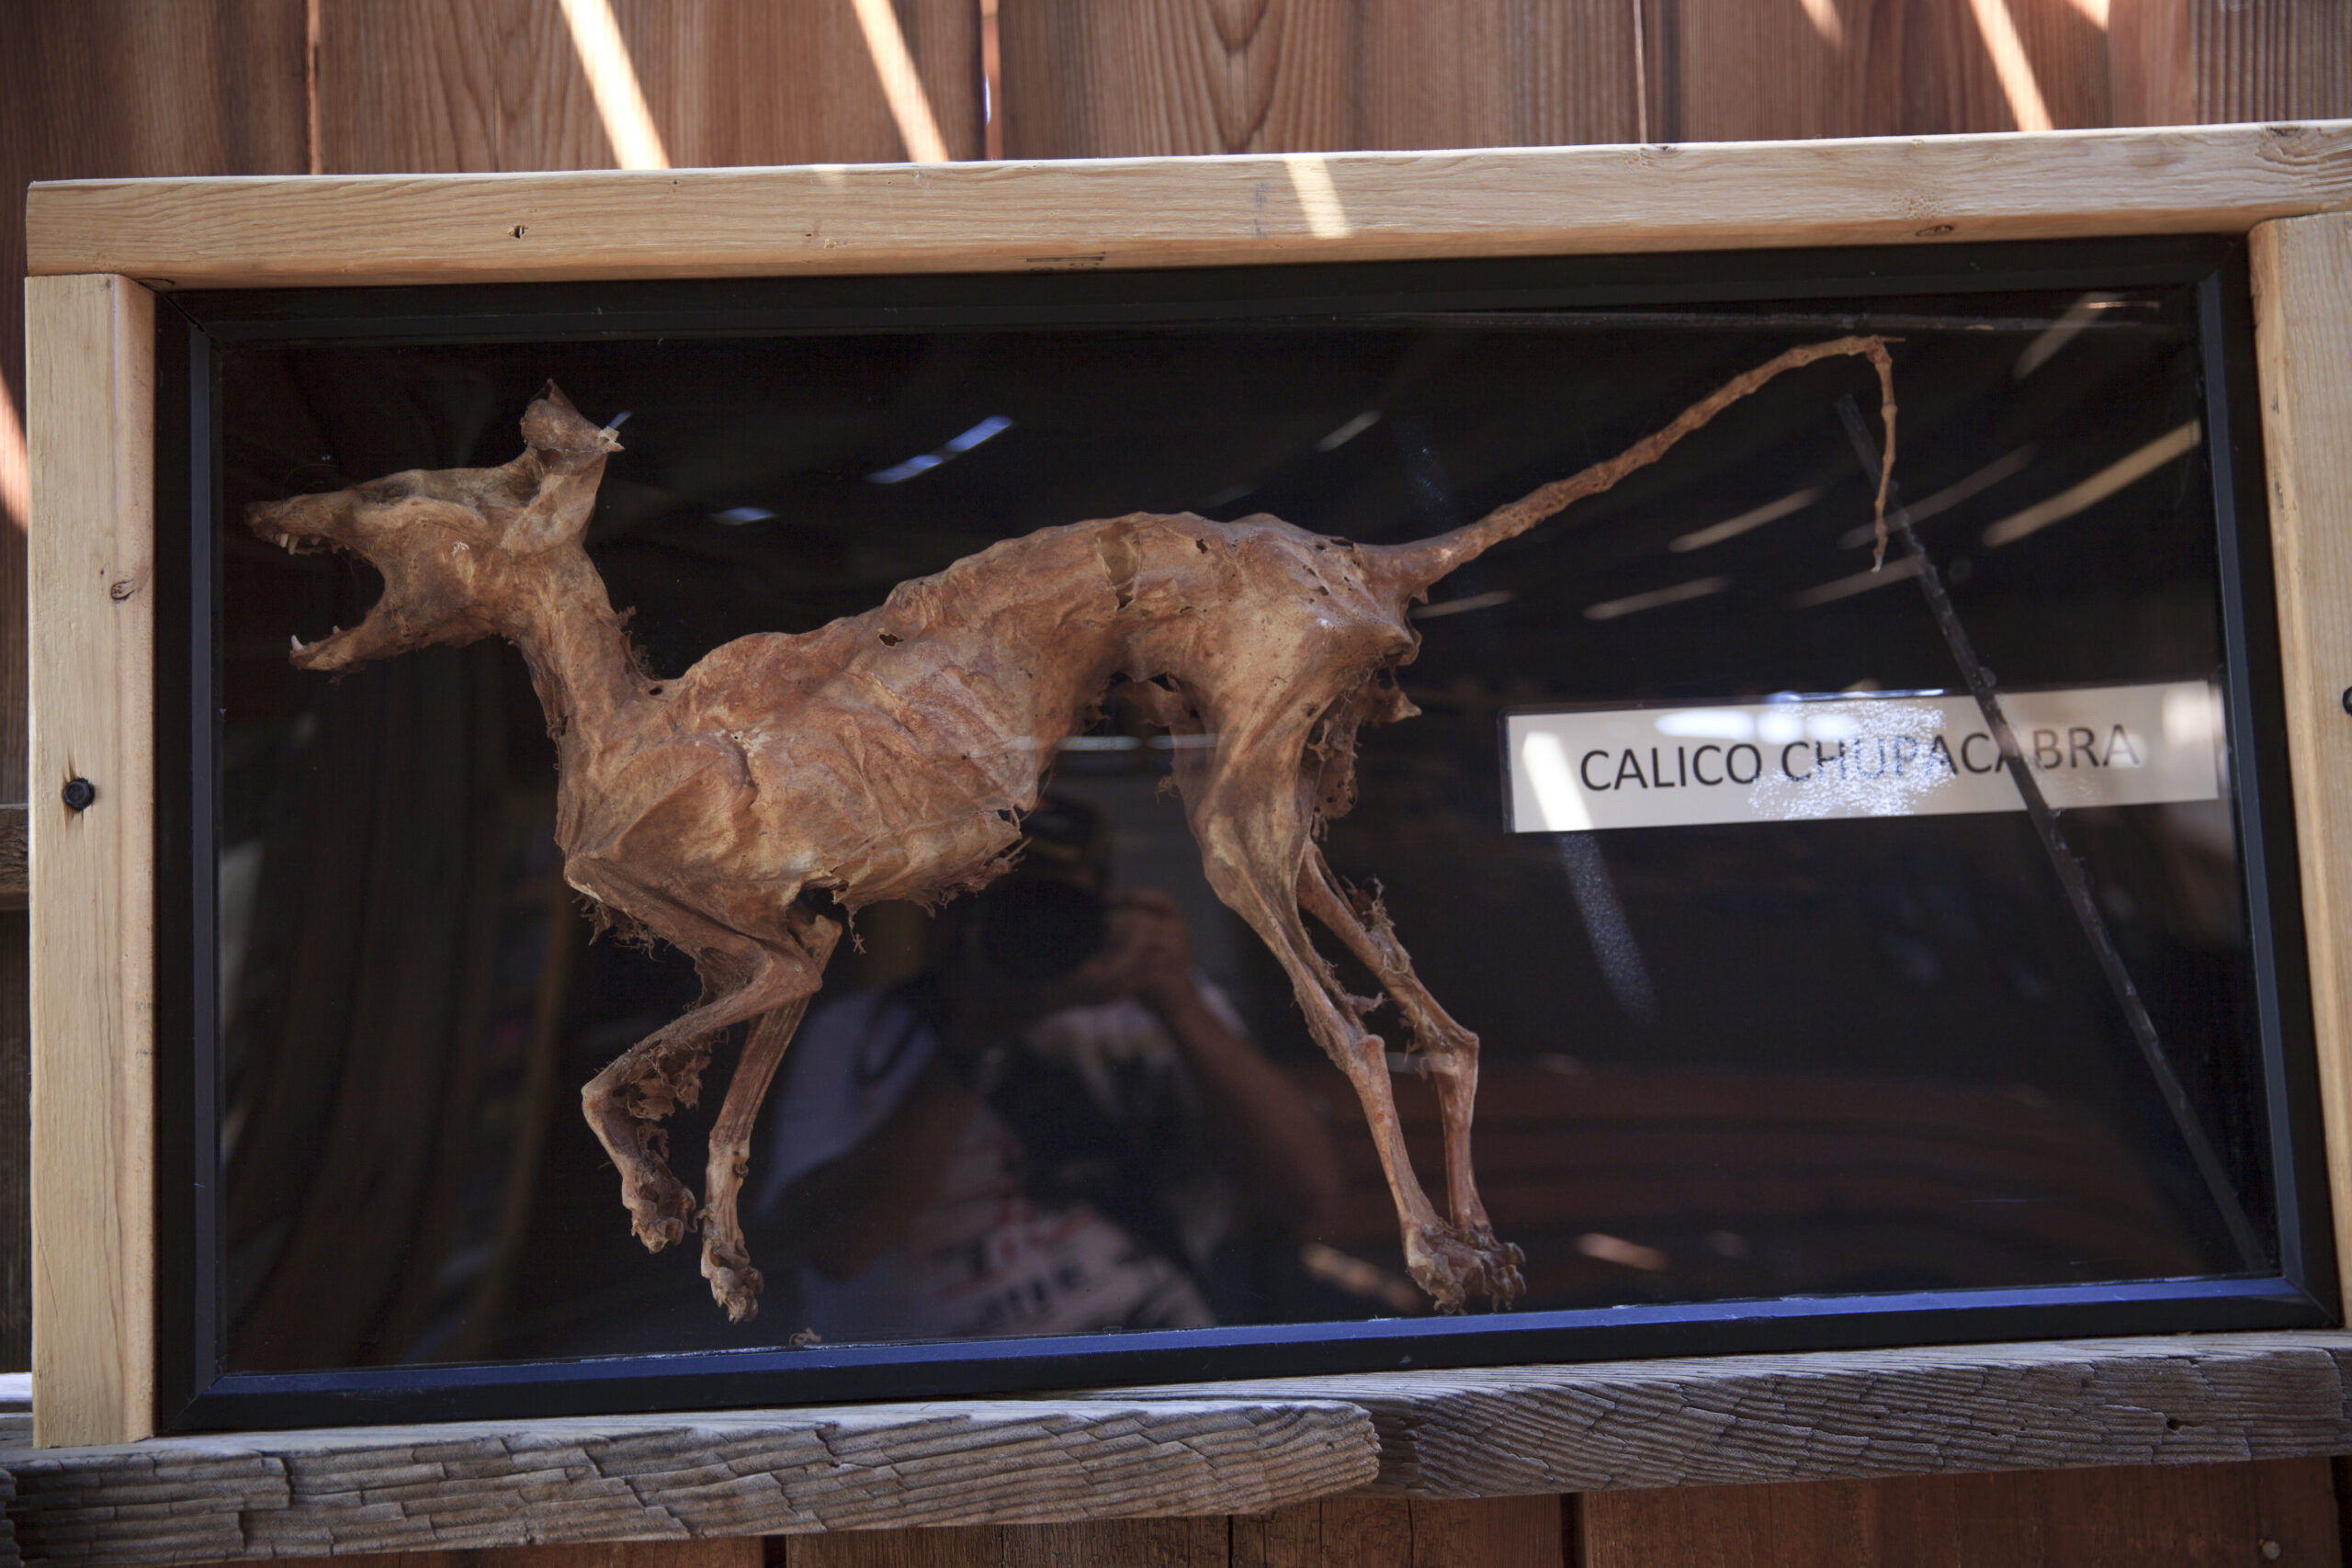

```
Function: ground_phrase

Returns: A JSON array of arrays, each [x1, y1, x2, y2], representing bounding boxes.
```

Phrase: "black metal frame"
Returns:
[[148, 235, 2336, 1433]]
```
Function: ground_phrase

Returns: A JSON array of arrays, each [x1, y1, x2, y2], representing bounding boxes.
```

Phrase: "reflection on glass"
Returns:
[[749, 795, 1340, 1344]]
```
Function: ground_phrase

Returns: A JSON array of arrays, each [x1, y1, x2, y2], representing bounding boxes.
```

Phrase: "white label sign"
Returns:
[[1505, 682, 2223, 833]]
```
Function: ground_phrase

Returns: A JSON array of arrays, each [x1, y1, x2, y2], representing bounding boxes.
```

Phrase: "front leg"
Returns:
[[571, 878, 793, 1253], [582, 971, 786, 1251], [700, 909, 839, 1321]]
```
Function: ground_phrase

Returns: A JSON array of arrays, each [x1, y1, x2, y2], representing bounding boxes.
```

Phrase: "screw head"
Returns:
[[2342, 686, 2352, 716], [61, 777, 96, 812]]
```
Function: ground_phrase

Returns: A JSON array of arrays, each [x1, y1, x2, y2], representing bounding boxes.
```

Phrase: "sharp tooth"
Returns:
[[290, 634, 304, 652]]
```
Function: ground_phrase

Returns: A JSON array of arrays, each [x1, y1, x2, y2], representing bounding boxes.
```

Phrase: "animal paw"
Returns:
[[703, 1242, 764, 1324], [1463, 1224, 1527, 1308], [627, 1169, 696, 1251], [1404, 1223, 1525, 1312]]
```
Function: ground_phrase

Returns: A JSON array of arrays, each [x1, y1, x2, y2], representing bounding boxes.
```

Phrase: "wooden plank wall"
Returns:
[[6, 0, 2352, 1562]]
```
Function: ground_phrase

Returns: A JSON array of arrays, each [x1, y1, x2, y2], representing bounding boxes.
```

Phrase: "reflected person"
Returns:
[[752, 798, 1342, 1342]]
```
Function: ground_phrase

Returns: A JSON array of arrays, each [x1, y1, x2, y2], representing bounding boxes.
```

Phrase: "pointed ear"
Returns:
[[510, 384, 618, 550], [521, 382, 623, 472]]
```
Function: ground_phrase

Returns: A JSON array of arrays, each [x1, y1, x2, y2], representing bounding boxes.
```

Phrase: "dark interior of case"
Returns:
[[164, 241, 2330, 1425]]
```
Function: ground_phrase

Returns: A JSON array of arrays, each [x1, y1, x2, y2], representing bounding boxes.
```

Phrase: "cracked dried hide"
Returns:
[[249, 337, 1896, 1321]]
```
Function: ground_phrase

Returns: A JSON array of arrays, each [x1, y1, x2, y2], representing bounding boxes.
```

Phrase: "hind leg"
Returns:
[[1297, 849, 1522, 1304], [700, 906, 841, 1322], [1181, 740, 1501, 1311]]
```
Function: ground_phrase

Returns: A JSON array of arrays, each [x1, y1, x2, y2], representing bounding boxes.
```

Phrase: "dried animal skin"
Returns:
[[250, 336, 1895, 1321]]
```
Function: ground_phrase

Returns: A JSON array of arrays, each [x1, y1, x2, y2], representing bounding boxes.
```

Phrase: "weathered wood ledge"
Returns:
[[6, 1334, 2352, 1566], [1127, 1331, 2352, 1497], [0, 1398, 1374, 1567]]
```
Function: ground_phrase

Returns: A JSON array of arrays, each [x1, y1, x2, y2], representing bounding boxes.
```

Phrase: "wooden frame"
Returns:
[[23, 125, 2352, 1493], [3, 1334, 2352, 1560]]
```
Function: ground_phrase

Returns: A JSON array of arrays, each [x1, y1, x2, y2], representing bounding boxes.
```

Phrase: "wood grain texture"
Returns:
[[315, 0, 981, 174], [1577, 1455, 2339, 1567], [0, 1399, 1374, 1560], [993, 0, 2116, 157], [1128, 1332, 2352, 1497], [0, 809, 28, 912], [25, 276, 155, 1450], [1234, 1495, 1563, 1567], [997, 0, 1639, 157], [2108, 0, 2194, 126], [2112, 0, 2352, 127], [996, 1517, 1229, 1567], [784, 1527, 1001, 1568], [2187, 0, 2352, 125], [0, 1, 304, 534], [258, 1542, 763, 1568], [2252, 210, 2352, 1317], [28, 121, 2352, 291], [1650, 0, 2111, 141], [0, 913, 28, 1375]]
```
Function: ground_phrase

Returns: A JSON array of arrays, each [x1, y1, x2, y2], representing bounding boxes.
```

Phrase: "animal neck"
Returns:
[[493, 544, 653, 752]]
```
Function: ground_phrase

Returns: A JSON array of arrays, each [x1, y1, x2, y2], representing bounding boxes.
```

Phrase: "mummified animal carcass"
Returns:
[[249, 337, 1894, 1320]]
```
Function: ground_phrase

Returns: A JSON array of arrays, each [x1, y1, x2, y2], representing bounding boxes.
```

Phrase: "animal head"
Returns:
[[248, 384, 621, 672]]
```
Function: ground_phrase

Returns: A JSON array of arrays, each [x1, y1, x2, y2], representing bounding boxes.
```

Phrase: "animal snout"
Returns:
[[247, 493, 336, 552]]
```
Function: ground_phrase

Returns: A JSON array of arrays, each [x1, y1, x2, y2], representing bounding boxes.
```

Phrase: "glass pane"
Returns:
[[212, 272, 2279, 1372]]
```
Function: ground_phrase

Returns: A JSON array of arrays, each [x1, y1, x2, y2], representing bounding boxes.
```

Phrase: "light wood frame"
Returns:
[[23, 124, 2352, 1468]]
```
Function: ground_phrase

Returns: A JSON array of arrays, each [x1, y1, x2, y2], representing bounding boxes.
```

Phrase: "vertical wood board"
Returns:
[[785, 1529, 1002, 1568], [26, 275, 154, 1448], [1649, 0, 2110, 142], [1577, 1455, 2339, 1566], [998, 0, 1640, 158], [2188, 0, 2352, 124], [2251, 210, 2352, 1319], [244, 1543, 765, 1568], [314, 0, 981, 174], [1231, 1495, 1564, 1567]]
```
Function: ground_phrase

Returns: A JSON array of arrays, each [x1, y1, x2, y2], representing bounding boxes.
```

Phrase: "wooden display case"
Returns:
[[19, 121, 2352, 1554]]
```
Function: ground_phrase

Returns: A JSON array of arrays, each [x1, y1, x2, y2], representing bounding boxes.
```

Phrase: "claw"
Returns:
[[704, 1249, 764, 1323], [627, 1171, 696, 1252], [1404, 1222, 1525, 1312]]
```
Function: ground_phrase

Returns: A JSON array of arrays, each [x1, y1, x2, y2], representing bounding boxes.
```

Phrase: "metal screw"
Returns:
[[2342, 686, 2352, 716], [2260, 1540, 2282, 1562], [61, 778, 96, 812]]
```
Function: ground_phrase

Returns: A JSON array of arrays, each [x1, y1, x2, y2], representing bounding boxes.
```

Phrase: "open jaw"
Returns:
[[246, 495, 399, 672]]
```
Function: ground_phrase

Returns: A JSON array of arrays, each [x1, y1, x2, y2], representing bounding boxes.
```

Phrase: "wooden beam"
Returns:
[[0, 1398, 1376, 1563], [25, 276, 154, 1450], [25, 122, 2352, 290], [2252, 209, 2352, 1316], [1126, 1332, 2352, 1496]]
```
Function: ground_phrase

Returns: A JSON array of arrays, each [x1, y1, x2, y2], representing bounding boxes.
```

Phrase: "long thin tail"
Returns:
[[1368, 335, 1896, 600]]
